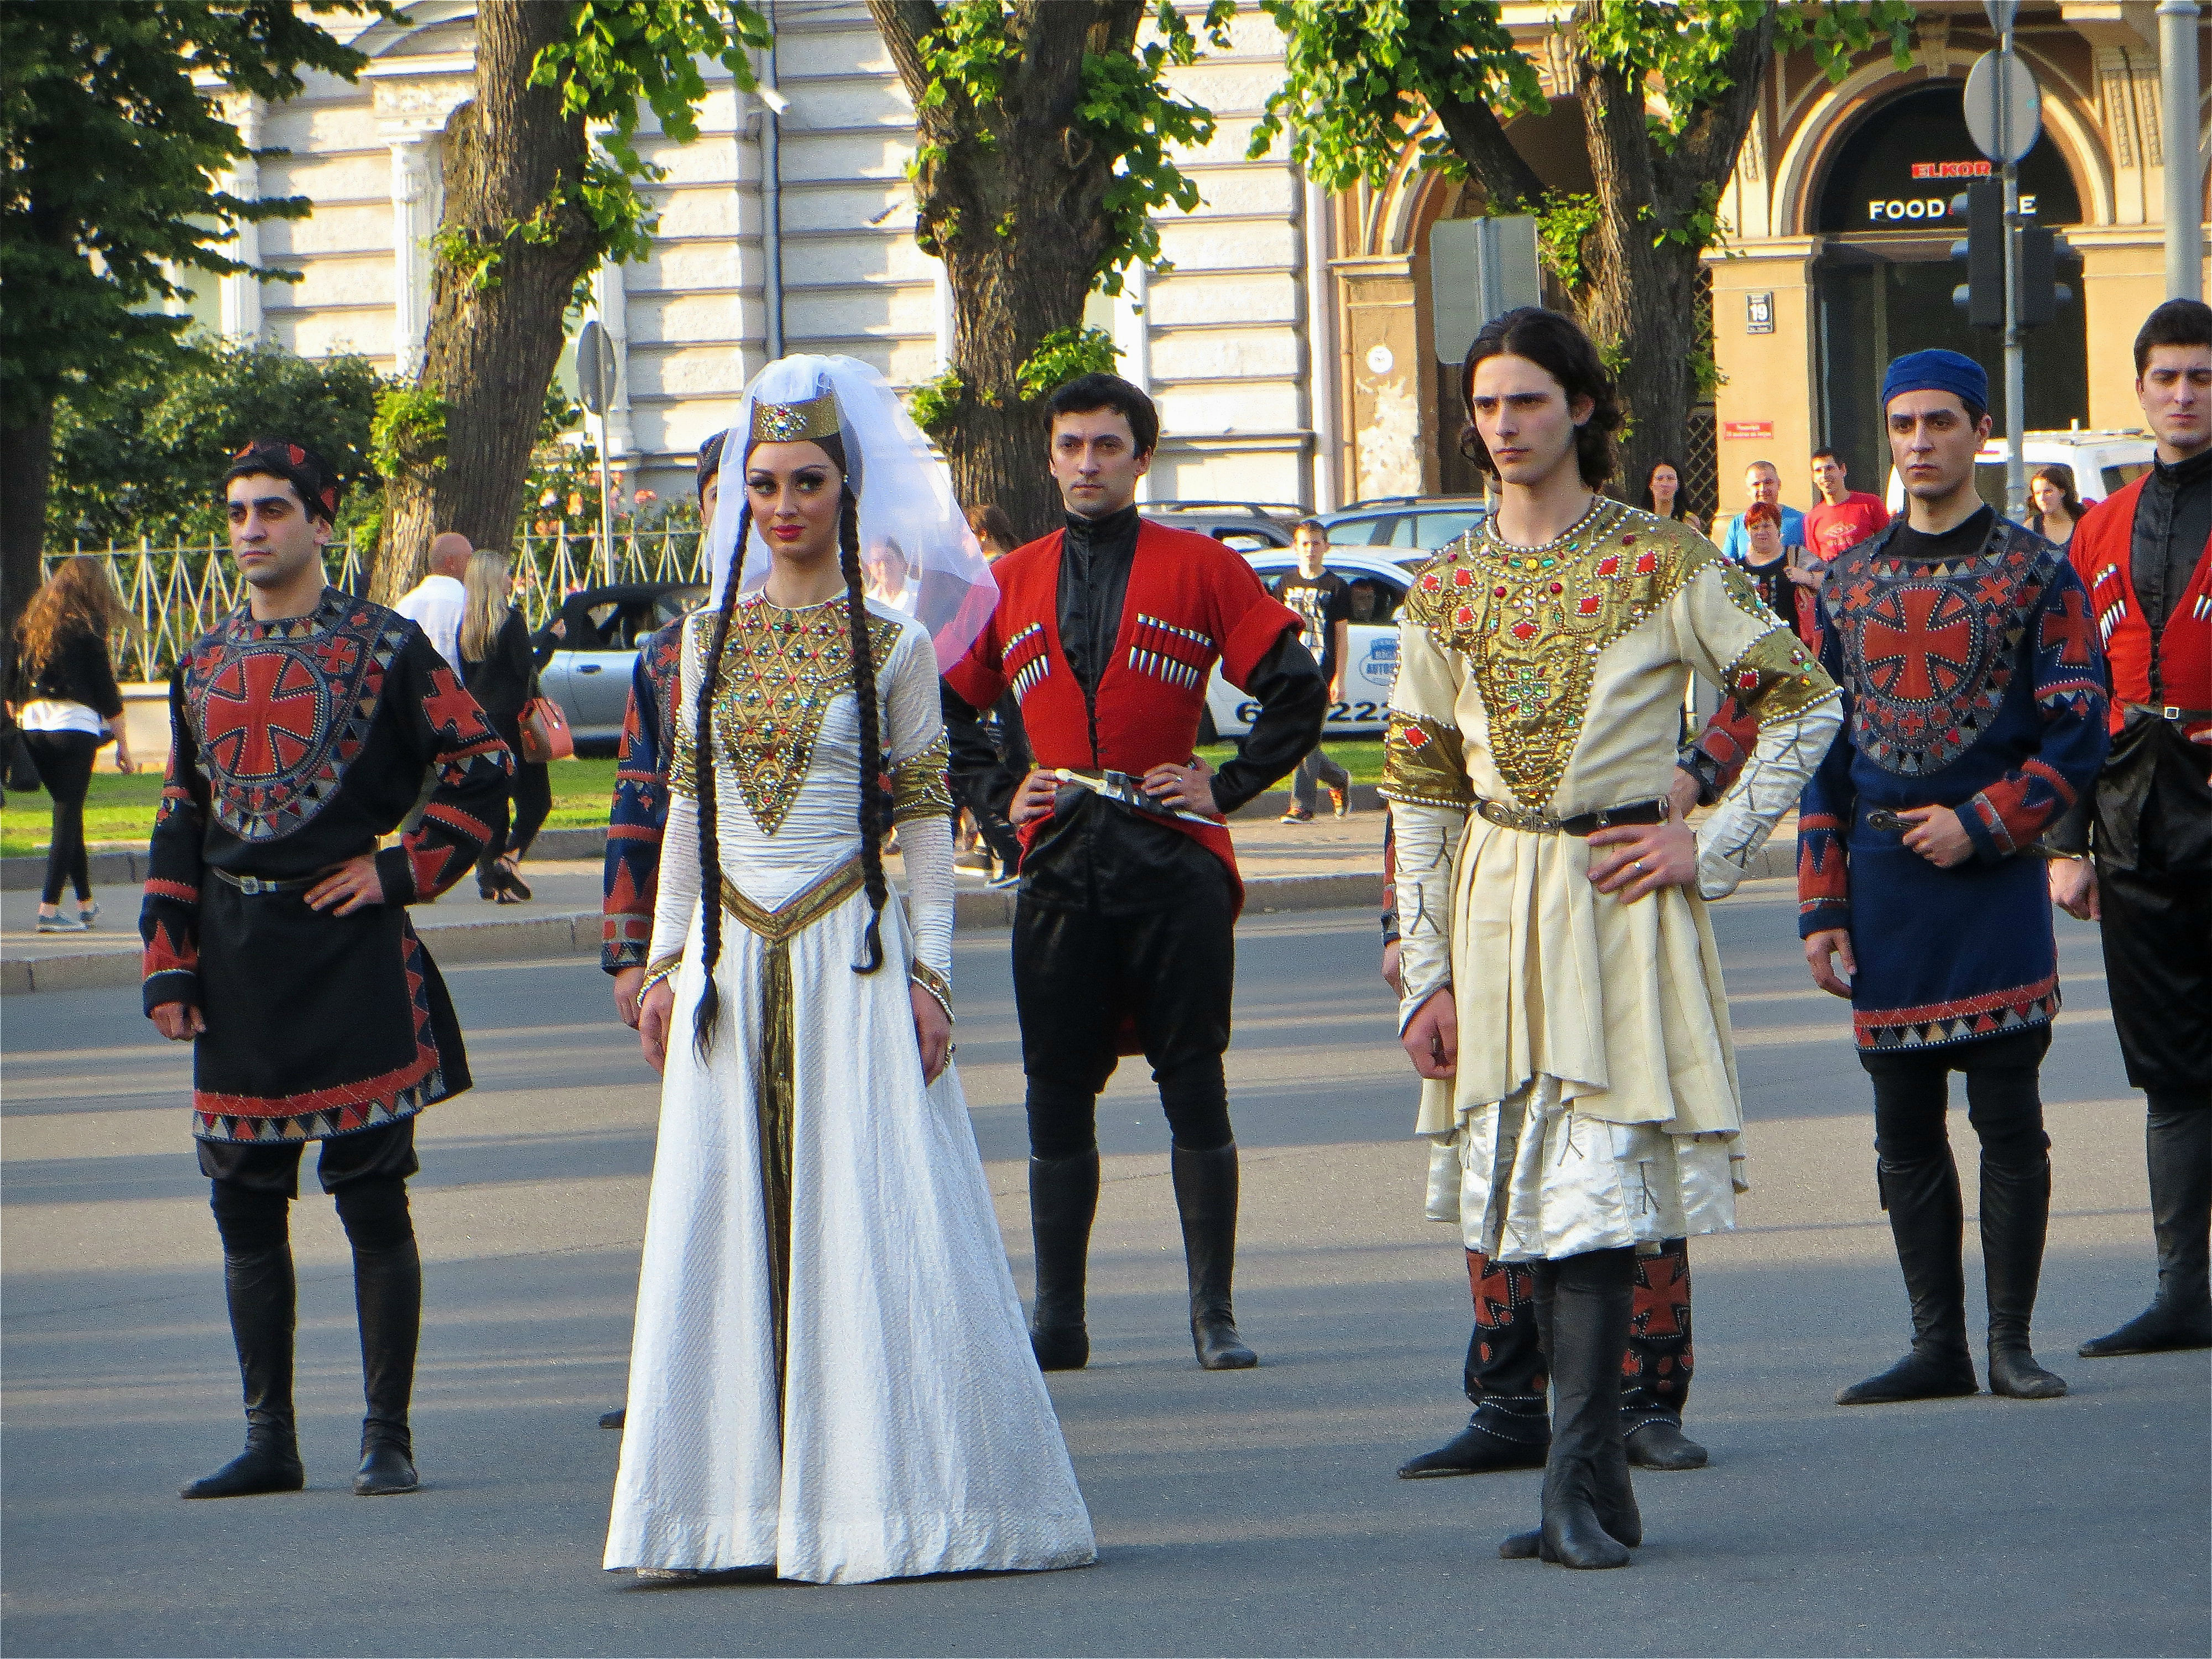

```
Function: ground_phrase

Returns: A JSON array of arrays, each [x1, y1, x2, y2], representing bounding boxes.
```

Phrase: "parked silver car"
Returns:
[[533, 582, 706, 751], [1318, 494, 1489, 567]]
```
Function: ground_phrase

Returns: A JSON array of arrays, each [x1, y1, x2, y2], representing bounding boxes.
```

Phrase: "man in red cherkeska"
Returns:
[[142, 440, 512, 1502], [943, 374, 1326, 1374]]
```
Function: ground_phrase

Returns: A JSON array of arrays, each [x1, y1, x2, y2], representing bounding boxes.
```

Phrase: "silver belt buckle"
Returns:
[[2164, 705, 2184, 721], [236, 875, 265, 895]]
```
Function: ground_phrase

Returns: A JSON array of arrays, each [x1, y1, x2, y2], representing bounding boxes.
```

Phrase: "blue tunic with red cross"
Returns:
[[1797, 508, 2110, 1052]]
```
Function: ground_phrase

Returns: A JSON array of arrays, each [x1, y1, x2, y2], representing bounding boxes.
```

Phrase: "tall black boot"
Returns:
[[1171, 1144, 1257, 1369], [1028, 1151, 1098, 1371], [2081, 1104, 2212, 1357], [1399, 1250, 1548, 1477], [182, 1193, 304, 1499], [1621, 1238, 1708, 1470], [1981, 1150, 2066, 1398], [340, 1180, 422, 1495], [1506, 1249, 1637, 1569], [1837, 1155, 1978, 1405]]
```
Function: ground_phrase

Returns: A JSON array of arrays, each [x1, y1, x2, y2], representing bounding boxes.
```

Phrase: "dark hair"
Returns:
[[1640, 458, 1689, 520], [1293, 517, 1326, 537], [2132, 298, 2212, 375], [1044, 372, 1159, 458], [966, 502, 1017, 552], [223, 438, 340, 526], [696, 430, 727, 505], [1811, 447, 1841, 465], [1458, 307, 1623, 489], [1743, 500, 1782, 529], [690, 427, 890, 1057], [2030, 464, 2083, 523]]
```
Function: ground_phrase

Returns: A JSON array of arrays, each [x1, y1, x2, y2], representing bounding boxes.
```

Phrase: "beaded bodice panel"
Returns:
[[1405, 501, 1723, 811], [672, 597, 901, 833]]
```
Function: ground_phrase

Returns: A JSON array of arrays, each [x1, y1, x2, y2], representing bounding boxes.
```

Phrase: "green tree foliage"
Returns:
[[0, 0, 385, 681], [46, 337, 388, 546], [1253, 1, 1913, 497]]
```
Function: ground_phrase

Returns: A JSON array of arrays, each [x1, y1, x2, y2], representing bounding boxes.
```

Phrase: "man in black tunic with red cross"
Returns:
[[142, 441, 512, 1500], [945, 375, 1327, 1371]]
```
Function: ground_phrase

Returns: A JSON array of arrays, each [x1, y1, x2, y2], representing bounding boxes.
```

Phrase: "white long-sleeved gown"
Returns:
[[603, 593, 1095, 1584]]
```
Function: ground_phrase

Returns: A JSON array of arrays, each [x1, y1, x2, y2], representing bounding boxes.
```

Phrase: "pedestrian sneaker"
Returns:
[[1280, 807, 1314, 825], [77, 901, 100, 928], [986, 869, 1020, 890], [35, 912, 87, 933], [1328, 787, 1349, 818]]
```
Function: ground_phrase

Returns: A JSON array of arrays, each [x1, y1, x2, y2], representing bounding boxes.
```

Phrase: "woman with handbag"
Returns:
[[10, 556, 134, 931], [458, 551, 551, 902]]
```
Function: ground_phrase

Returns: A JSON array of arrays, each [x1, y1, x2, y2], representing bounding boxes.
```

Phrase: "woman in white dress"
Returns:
[[605, 356, 1095, 1585]]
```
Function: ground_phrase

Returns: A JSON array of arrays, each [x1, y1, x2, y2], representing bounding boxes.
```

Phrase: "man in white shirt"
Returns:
[[393, 533, 472, 667]]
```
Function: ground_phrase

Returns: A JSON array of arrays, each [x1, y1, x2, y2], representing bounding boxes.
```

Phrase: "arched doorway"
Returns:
[[1809, 82, 2088, 492]]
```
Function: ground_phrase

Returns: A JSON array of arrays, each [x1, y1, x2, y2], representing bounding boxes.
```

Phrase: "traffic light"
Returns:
[[1951, 181, 2005, 330], [1952, 179, 2073, 330]]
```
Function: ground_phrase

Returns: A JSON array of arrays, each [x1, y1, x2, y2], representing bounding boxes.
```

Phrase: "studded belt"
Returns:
[[1475, 796, 1668, 836], [210, 869, 317, 895]]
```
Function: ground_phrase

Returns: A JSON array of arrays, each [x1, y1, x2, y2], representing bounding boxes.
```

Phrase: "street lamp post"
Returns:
[[2160, 0, 2204, 301]]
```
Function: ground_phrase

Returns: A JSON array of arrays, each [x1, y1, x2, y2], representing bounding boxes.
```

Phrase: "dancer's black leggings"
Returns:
[[21, 731, 99, 904], [477, 758, 550, 879], [1858, 1025, 2052, 1170]]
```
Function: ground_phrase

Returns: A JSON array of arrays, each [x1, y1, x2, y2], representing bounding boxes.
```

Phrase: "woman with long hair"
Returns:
[[604, 355, 1093, 1585], [456, 550, 548, 901], [2027, 464, 2083, 547], [1640, 458, 1703, 536], [9, 556, 134, 930]]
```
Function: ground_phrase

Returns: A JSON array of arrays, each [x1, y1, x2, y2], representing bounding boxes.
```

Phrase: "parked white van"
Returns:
[[1885, 427, 2156, 518]]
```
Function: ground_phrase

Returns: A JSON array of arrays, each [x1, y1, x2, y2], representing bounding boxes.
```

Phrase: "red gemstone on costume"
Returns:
[[1510, 620, 1538, 641], [1455, 606, 1475, 627], [1621, 534, 1637, 545], [1421, 572, 1442, 592], [1596, 556, 1620, 578], [1453, 567, 1476, 588], [1404, 726, 1429, 748], [1736, 669, 1760, 691], [1632, 551, 1658, 576], [1494, 585, 1508, 598], [1548, 582, 1563, 594], [1577, 595, 1601, 616]]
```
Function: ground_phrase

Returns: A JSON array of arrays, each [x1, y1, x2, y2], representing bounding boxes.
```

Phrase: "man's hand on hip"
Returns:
[[1140, 755, 1219, 818], [1008, 767, 1059, 827], [306, 853, 385, 915], [1897, 805, 1972, 869]]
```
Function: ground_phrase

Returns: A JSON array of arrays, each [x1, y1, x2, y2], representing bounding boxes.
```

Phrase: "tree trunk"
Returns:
[[369, 1, 594, 604], [871, 0, 1141, 545], [0, 399, 56, 697]]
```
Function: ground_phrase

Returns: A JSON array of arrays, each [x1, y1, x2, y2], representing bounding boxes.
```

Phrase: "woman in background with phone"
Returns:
[[457, 550, 549, 902]]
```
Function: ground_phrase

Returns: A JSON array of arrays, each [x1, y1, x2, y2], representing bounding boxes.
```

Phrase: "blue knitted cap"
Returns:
[[1881, 349, 1988, 413]]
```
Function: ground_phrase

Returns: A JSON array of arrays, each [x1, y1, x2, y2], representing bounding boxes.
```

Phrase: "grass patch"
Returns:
[[1198, 734, 1383, 785], [2, 757, 626, 860]]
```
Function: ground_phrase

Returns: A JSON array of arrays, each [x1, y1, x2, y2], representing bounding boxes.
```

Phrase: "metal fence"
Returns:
[[43, 525, 709, 684]]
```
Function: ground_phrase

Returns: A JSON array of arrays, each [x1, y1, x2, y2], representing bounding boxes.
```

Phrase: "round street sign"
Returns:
[[1963, 49, 2042, 166], [576, 319, 617, 416]]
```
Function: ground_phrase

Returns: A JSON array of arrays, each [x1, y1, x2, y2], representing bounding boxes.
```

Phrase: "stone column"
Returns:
[[372, 77, 469, 379], [221, 95, 265, 342]]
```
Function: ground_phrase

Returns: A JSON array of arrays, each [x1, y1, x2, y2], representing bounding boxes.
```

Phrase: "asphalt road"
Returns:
[[3, 888, 2205, 1657]]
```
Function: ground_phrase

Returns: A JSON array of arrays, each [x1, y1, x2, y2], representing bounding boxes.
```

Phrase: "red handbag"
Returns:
[[518, 696, 573, 764]]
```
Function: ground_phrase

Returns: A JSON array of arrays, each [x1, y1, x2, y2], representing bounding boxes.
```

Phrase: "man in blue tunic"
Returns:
[[1799, 351, 2109, 1406]]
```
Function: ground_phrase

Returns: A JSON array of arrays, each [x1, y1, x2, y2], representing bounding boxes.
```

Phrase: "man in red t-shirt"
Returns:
[[1794, 447, 1891, 644]]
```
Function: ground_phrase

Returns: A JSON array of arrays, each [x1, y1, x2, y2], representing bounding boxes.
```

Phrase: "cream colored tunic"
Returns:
[[1384, 500, 1840, 1260]]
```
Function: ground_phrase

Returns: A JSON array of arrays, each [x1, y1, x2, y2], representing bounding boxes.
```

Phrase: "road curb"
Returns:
[[3, 822, 1790, 992]]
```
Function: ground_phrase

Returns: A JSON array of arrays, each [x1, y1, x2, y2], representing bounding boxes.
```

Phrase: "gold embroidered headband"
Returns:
[[749, 391, 841, 445]]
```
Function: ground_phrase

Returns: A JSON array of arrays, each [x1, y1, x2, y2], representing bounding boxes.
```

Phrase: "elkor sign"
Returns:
[[1867, 176, 2039, 224]]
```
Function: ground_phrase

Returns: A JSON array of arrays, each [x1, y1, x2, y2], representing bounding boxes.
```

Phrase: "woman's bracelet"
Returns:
[[909, 960, 954, 1024]]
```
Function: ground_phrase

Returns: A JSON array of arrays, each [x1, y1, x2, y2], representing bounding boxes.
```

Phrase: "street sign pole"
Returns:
[[576, 319, 618, 586], [1966, 18, 2038, 518]]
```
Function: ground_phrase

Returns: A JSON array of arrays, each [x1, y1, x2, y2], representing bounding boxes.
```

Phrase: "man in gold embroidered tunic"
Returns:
[[1384, 309, 1839, 1569]]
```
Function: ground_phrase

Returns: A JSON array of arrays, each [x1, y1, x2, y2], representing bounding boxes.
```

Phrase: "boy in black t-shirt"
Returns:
[[1271, 520, 1352, 821]]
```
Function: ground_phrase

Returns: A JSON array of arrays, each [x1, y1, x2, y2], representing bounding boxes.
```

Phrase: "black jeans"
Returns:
[[21, 731, 100, 904], [477, 758, 550, 879], [1859, 1025, 2053, 1170]]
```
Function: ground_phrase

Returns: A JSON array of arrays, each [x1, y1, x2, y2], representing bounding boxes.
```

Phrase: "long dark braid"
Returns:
[[691, 500, 753, 1057], [837, 485, 891, 974]]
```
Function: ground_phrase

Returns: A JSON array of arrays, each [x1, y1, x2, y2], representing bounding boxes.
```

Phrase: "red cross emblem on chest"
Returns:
[[1862, 584, 1978, 702], [201, 649, 323, 779]]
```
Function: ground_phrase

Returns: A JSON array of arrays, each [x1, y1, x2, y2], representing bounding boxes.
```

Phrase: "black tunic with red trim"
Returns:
[[943, 507, 1323, 916], [139, 588, 513, 1143]]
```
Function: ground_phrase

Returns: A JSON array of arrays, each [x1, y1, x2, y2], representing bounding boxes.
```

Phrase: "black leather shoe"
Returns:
[[1625, 1417, 1708, 1470], [1030, 1324, 1090, 1372], [1835, 1345, 1978, 1405], [2079, 1300, 2212, 1357], [1397, 1413, 1548, 1478], [1987, 1344, 2067, 1399], [1192, 1311, 1256, 1371], [180, 1438, 304, 1500], [353, 1429, 419, 1495]]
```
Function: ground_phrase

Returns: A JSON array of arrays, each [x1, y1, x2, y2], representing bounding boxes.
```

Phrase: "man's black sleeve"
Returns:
[[1209, 633, 1327, 814], [942, 683, 1025, 822]]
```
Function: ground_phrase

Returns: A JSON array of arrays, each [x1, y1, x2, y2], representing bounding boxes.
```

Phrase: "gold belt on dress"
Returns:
[[719, 854, 867, 944]]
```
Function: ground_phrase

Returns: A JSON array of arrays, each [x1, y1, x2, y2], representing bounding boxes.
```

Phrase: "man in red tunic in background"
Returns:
[[944, 374, 1326, 1373], [2047, 298, 2212, 1359]]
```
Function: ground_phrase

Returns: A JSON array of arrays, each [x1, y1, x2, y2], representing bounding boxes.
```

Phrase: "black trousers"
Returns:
[[1014, 881, 1236, 1159], [199, 1117, 420, 1196], [2098, 858, 2212, 1100], [478, 758, 551, 878], [21, 730, 98, 904], [1858, 1026, 2053, 1168]]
